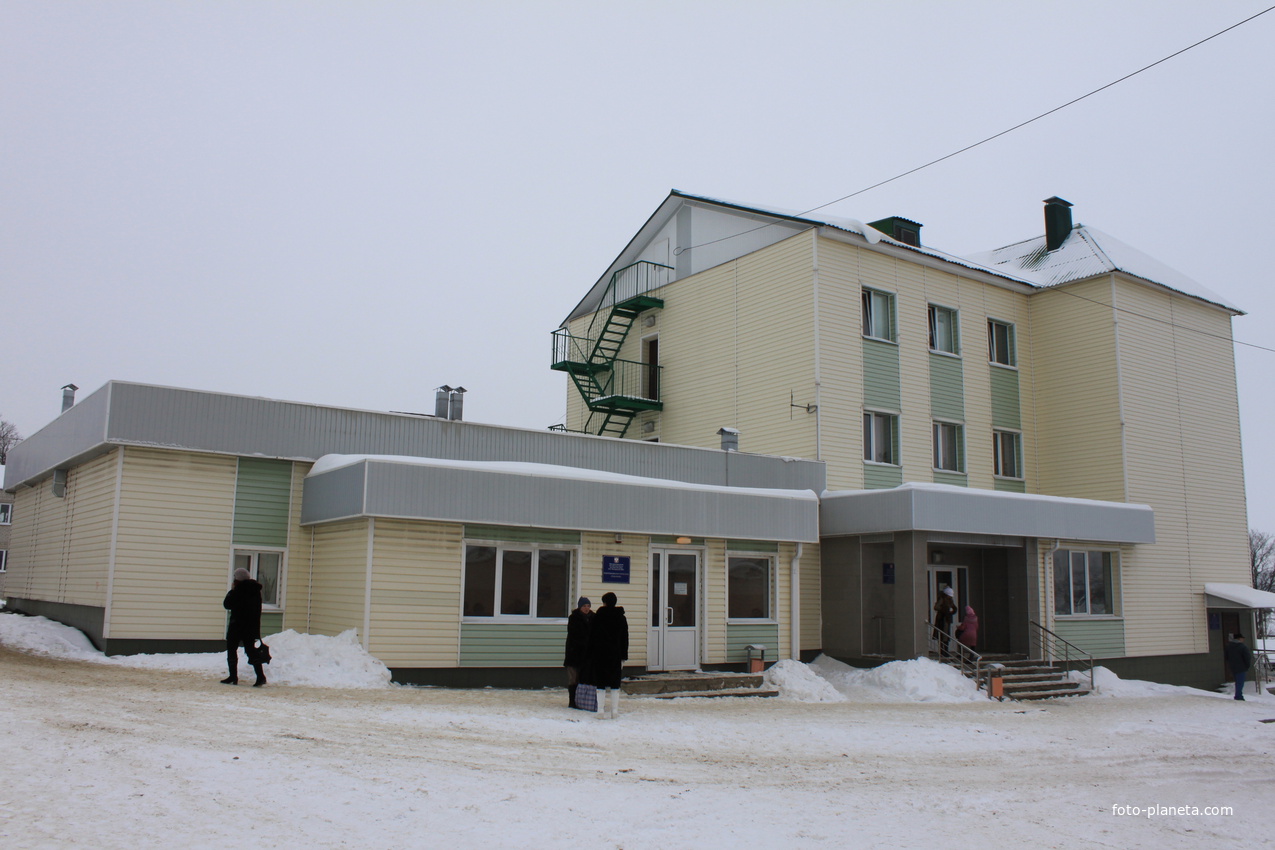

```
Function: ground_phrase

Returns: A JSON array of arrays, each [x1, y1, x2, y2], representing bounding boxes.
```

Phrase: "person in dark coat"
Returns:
[[588, 591, 628, 719], [563, 597, 592, 708], [223, 567, 267, 687], [932, 587, 958, 657], [1225, 632, 1253, 700]]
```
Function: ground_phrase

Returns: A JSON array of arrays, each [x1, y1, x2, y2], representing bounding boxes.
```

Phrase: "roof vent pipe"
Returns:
[[435, 386, 453, 418], [1044, 196, 1073, 252], [448, 387, 466, 421], [718, 427, 739, 452], [61, 383, 79, 414]]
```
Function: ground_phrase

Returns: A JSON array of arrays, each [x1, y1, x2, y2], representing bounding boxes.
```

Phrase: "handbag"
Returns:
[[248, 640, 272, 665], [574, 683, 597, 712]]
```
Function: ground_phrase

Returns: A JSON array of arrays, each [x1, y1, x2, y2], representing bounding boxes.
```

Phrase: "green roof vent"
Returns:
[[868, 216, 923, 247]]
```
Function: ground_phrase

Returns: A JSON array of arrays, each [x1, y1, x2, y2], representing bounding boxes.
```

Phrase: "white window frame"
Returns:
[[861, 288, 897, 342], [988, 318, 1017, 368], [0, 549, 6, 572], [993, 429, 1023, 480], [863, 410, 899, 466], [927, 304, 960, 356], [0, 503, 11, 525], [1053, 549, 1118, 617], [932, 420, 964, 473], [462, 541, 578, 622], [725, 552, 776, 623], [231, 548, 287, 611]]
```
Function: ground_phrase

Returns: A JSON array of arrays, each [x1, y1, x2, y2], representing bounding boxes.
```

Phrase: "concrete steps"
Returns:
[[622, 672, 777, 699], [934, 653, 1091, 700]]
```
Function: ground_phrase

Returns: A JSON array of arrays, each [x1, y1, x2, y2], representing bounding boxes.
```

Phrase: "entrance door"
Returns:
[[648, 549, 700, 670], [928, 566, 968, 647]]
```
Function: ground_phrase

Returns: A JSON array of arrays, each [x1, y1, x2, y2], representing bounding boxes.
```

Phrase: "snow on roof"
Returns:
[[823, 480, 1153, 512], [966, 225, 1243, 313], [308, 454, 819, 501], [1204, 583, 1275, 609]]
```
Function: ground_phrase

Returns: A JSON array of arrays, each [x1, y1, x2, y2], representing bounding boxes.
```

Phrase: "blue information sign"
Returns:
[[602, 556, 631, 584]]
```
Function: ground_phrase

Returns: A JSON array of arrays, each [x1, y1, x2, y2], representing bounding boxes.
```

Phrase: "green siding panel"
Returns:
[[460, 622, 566, 666], [989, 367, 1022, 429], [464, 525, 581, 545], [862, 339, 901, 410], [1053, 618, 1126, 659], [933, 471, 967, 488], [234, 459, 292, 547], [864, 464, 903, 490], [994, 478, 1026, 493], [726, 540, 779, 553], [261, 612, 284, 636], [651, 536, 704, 546], [929, 354, 965, 420], [726, 623, 781, 664]]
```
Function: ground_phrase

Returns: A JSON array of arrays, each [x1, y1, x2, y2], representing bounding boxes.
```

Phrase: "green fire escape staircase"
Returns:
[[551, 260, 670, 438]]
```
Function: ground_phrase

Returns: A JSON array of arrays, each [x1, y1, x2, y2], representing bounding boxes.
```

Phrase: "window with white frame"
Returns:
[[993, 430, 1022, 479], [0, 503, 11, 524], [863, 411, 899, 465], [1053, 549, 1116, 616], [933, 421, 964, 472], [988, 319, 1016, 366], [861, 288, 896, 341], [727, 555, 774, 620], [928, 304, 960, 355], [232, 550, 284, 608], [463, 544, 572, 619], [0, 549, 6, 572]]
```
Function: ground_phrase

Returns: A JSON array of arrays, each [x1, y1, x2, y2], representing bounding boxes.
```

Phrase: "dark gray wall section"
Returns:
[[5, 598, 106, 649]]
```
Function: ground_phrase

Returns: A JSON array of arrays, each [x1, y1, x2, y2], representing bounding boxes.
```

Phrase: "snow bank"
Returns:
[[1085, 666, 1225, 699], [0, 613, 394, 689], [765, 654, 983, 703]]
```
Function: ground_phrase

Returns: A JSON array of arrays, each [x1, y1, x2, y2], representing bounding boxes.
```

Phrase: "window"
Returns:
[[933, 421, 964, 472], [861, 288, 896, 341], [464, 544, 572, 619], [0, 503, 11, 524], [0, 549, 6, 572], [993, 430, 1022, 479], [232, 550, 284, 608], [928, 305, 959, 354], [863, 411, 898, 465], [728, 555, 773, 619], [1053, 549, 1115, 616], [988, 319, 1016, 366]]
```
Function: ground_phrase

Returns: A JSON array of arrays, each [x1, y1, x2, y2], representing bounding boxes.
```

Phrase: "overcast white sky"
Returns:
[[3, 1, 1273, 530]]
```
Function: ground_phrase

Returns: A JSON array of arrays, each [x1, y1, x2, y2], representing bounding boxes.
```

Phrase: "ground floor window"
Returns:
[[0, 549, 6, 572], [727, 555, 774, 620], [1052, 549, 1115, 616], [464, 544, 573, 619], [233, 549, 284, 608]]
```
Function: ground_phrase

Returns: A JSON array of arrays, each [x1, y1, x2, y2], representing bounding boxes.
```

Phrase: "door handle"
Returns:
[[666, 606, 674, 626]]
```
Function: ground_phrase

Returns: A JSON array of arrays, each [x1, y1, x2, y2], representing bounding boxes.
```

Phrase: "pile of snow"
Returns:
[[0, 612, 393, 689], [765, 654, 984, 703], [1085, 666, 1223, 699]]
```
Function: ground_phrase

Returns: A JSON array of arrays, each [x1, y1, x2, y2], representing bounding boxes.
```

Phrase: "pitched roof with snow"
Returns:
[[966, 225, 1242, 314]]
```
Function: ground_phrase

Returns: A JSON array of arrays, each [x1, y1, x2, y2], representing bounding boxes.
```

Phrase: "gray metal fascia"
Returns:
[[3, 383, 113, 490], [300, 462, 371, 525]]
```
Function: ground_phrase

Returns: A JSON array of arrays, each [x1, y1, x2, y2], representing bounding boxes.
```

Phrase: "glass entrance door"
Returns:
[[648, 550, 700, 670]]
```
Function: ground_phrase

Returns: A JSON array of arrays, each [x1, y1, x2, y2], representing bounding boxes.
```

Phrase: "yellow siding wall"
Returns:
[[282, 461, 313, 633], [367, 519, 463, 666], [307, 519, 370, 639], [3, 449, 119, 608], [109, 448, 238, 640], [1028, 279, 1125, 501], [813, 239, 867, 489], [1112, 279, 1249, 656], [579, 531, 649, 667]]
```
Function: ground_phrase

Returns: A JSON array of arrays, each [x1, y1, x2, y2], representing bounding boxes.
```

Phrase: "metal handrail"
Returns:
[[1029, 619, 1095, 694], [925, 618, 991, 698], [585, 260, 672, 347]]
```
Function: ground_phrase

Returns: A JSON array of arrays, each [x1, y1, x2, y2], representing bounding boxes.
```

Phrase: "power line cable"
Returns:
[[675, 4, 1275, 257]]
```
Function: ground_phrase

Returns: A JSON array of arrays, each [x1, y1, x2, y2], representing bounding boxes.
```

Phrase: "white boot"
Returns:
[[609, 687, 620, 719], [597, 690, 608, 719]]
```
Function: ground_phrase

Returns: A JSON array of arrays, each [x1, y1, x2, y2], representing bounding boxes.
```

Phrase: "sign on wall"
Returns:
[[602, 556, 631, 584]]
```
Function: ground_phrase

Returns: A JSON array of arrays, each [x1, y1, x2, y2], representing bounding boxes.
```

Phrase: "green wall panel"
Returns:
[[464, 525, 581, 545], [234, 459, 292, 547], [726, 623, 781, 664], [990, 367, 1022, 429], [726, 540, 779, 553], [261, 612, 284, 636], [929, 354, 965, 421], [460, 622, 567, 666], [994, 478, 1026, 493], [1053, 618, 1126, 659], [932, 471, 967, 488], [864, 464, 903, 490], [862, 339, 901, 410]]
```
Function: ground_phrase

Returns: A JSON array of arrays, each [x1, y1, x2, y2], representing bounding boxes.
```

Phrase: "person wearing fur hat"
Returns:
[[588, 592, 629, 719], [932, 586, 958, 657], [564, 597, 593, 708], [222, 567, 267, 687]]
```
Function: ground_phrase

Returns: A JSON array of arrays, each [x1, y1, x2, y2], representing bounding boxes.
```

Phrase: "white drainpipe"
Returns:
[[790, 542, 803, 660]]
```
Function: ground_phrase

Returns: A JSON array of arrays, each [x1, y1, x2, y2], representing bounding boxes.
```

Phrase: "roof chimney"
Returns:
[[61, 383, 79, 414], [1043, 196, 1073, 251], [868, 216, 922, 247], [717, 427, 739, 452]]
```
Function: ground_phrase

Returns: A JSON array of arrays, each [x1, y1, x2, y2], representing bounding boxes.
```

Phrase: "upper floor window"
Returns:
[[232, 549, 285, 609], [988, 319, 1016, 366], [863, 411, 899, 465], [0, 503, 10, 524], [862, 288, 896, 342], [1053, 549, 1116, 616], [933, 421, 964, 472], [993, 430, 1022, 479], [928, 305, 959, 355]]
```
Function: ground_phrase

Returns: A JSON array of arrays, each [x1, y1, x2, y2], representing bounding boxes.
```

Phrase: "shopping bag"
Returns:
[[574, 683, 598, 711]]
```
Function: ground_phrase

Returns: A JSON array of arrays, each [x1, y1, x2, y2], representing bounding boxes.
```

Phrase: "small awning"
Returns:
[[1204, 583, 1275, 610]]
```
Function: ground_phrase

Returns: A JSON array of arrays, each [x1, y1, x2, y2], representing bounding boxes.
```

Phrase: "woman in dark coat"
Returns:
[[588, 592, 628, 719], [563, 597, 592, 708], [222, 567, 266, 686]]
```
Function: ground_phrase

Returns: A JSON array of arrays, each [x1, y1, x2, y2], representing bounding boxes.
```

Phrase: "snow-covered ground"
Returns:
[[1, 612, 1272, 849]]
